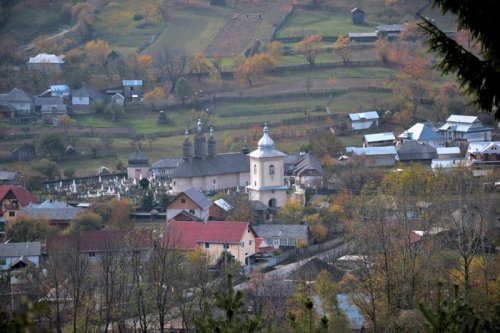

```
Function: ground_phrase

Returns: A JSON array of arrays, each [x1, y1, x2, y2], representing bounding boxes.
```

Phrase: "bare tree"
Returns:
[[154, 47, 190, 93], [147, 236, 184, 333]]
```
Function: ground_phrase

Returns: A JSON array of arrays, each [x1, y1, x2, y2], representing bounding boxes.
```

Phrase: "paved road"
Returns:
[[264, 241, 352, 279]]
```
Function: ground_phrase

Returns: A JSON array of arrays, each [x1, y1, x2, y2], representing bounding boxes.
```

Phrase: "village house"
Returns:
[[170, 124, 250, 193], [0, 88, 34, 122], [347, 146, 397, 167], [0, 185, 37, 222], [398, 122, 444, 147], [127, 150, 151, 180], [122, 80, 143, 100], [466, 141, 500, 164], [253, 224, 308, 249], [45, 229, 153, 261], [209, 198, 233, 221], [110, 92, 125, 106], [436, 146, 462, 159], [289, 153, 323, 189], [0, 241, 42, 311], [439, 115, 492, 143], [375, 24, 407, 39], [0, 241, 41, 271], [27, 53, 64, 71], [18, 199, 84, 229], [348, 111, 379, 131], [49, 84, 71, 98], [363, 132, 395, 147], [0, 171, 22, 185], [71, 86, 106, 113], [166, 187, 212, 222], [34, 96, 65, 113], [396, 141, 437, 164], [11, 143, 36, 162], [163, 220, 258, 265]]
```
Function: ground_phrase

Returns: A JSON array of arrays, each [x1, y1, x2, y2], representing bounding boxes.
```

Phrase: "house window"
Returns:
[[89, 252, 96, 258], [254, 181, 256, 186], [189, 209, 195, 214], [213, 179, 216, 184], [254, 164, 258, 175], [273, 238, 280, 246], [249, 240, 252, 246], [205, 243, 210, 249], [181, 198, 186, 203], [269, 165, 275, 175], [9, 211, 15, 217], [240, 242, 244, 248], [223, 243, 229, 249]]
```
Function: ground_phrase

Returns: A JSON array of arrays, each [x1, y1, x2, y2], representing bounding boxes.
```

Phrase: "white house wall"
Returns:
[[171, 172, 250, 193]]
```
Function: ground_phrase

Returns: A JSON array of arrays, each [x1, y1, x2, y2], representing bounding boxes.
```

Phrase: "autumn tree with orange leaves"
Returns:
[[333, 36, 352, 64], [294, 34, 322, 66], [234, 53, 275, 87], [391, 55, 432, 117]]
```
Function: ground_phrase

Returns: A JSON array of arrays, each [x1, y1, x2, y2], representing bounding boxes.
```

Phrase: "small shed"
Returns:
[[351, 8, 365, 25]]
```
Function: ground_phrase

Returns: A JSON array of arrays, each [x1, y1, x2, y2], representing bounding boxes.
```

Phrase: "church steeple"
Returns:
[[242, 138, 250, 154], [183, 129, 192, 161], [207, 126, 216, 157], [194, 119, 206, 159], [246, 123, 288, 209]]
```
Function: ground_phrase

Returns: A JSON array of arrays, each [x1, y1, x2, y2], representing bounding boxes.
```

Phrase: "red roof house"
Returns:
[[163, 220, 258, 265], [0, 185, 37, 221], [45, 230, 153, 259]]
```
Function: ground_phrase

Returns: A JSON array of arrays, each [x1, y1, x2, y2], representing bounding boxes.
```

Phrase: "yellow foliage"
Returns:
[[84, 39, 111, 67], [144, 87, 167, 105]]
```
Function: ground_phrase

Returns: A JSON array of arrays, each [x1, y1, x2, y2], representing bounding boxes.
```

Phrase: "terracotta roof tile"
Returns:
[[163, 220, 256, 250], [0, 185, 37, 206]]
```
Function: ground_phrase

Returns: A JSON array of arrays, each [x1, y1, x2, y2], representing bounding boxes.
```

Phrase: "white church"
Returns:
[[246, 124, 289, 208]]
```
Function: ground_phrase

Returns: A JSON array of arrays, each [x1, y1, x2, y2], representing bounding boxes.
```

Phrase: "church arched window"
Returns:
[[269, 164, 275, 175]]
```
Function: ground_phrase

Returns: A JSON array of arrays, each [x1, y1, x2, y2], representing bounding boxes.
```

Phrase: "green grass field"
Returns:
[[147, 6, 229, 54], [275, 9, 378, 39], [1, 1, 70, 46]]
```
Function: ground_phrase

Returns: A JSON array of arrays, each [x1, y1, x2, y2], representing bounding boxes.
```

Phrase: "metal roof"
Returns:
[[171, 153, 249, 178], [431, 158, 468, 169], [0, 171, 19, 180], [151, 158, 183, 169], [122, 80, 143, 86], [351, 146, 397, 156], [6, 88, 32, 102], [446, 115, 478, 124], [28, 53, 64, 64], [348, 111, 379, 121], [436, 147, 461, 155], [399, 123, 442, 141], [0, 241, 41, 258], [19, 206, 83, 221], [214, 198, 233, 211], [253, 224, 308, 239], [363, 132, 395, 143], [181, 187, 212, 210], [397, 141, 437, 161], [50, 85, 70, 92]]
